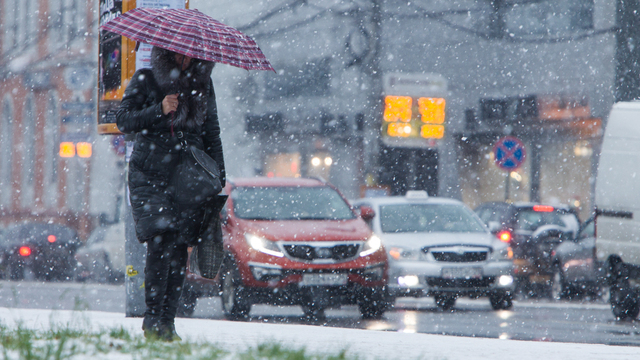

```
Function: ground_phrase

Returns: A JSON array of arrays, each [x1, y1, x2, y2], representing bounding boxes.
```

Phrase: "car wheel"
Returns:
[[610, 284, 640, 320], [435, 294, 456, 311], [302, 305, 326, 320], [5, 260, 23, 281], [358, 287, 389, 320], [220, 260, 251, 320], [550, 269, 568, 300], [177, 283, 199, 318], [490, 292, 513, 310]]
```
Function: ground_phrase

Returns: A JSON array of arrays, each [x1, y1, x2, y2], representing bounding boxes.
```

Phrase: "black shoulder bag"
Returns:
[[172, 131, 223, 207]]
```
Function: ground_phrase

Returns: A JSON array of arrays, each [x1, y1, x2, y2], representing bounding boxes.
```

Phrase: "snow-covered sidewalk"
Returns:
[[1, 307, 638, 359]]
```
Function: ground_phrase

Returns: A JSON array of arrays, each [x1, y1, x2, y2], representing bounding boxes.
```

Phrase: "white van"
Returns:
[[595, 101, 640, 320]]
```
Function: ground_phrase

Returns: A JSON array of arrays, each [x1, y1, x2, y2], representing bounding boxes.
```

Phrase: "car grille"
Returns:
[[426, 277, 495, 288], [431, 251, 488, 262], [282, 243, 361, 263]]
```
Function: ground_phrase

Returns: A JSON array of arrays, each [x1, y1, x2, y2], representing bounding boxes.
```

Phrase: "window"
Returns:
[[265, 58, 331, 100], [0, 97, 14, 208], [505, 0, 594, 36], [48, 0, 85, 47], [2, 1, 22, 52], [43, 91, 59, 208], [380, 204, 486, 233], [232, 186, 355, 220], [21, 94, 36, 208]]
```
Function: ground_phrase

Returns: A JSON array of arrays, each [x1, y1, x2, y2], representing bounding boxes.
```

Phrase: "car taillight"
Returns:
[[47, 235, 56, 243], [19, 246, 32, 257], [497, 230, 512, 243], [533, 205, 554, 212]]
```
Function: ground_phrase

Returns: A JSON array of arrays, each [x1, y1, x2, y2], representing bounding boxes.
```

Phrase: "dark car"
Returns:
[[180, 177, 389, 320], [1, 223, 80, 281], [474, 202, 581, 296], [550, 217, 605, 300]]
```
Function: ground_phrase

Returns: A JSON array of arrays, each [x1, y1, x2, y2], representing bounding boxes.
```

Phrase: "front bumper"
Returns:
[[386, 260, 515, 297]]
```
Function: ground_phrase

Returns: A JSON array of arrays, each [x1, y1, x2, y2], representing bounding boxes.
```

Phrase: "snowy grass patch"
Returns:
[[0, 321, 359, 360]]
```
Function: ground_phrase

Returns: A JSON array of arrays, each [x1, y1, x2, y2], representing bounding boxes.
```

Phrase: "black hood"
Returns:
[[150, 46, 215, 130]]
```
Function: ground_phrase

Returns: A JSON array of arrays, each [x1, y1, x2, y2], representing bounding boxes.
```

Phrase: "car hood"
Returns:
[[235, 218, 372, 242], [378, 231, 497, 250]]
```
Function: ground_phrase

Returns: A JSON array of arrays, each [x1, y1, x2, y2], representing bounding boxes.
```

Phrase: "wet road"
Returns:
[[2, 280, 640, 347]]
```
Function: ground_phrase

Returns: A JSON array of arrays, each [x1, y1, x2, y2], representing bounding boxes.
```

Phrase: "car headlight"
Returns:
[[360, 235, 382, 257], [245, 234, 284, 257], [491, 246, 513, 261], [388, 247, 420, 261]]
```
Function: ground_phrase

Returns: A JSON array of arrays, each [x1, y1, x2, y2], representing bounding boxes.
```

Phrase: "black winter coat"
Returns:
[[116, 67, 225, 243]]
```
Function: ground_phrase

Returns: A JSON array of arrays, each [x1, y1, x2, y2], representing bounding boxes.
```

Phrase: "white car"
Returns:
[[353, 191, 515, 310], [75, 222, 125, 284]]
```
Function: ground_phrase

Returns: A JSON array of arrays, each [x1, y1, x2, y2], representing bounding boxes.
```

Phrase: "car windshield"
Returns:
[[380, 204, 487, 233], [515, 209, 580, 233], [232, 186, 356, 221]]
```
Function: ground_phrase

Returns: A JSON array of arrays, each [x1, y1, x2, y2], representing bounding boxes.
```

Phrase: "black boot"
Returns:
[[142, 315, 160, 339], [158, 321, 182, 342]]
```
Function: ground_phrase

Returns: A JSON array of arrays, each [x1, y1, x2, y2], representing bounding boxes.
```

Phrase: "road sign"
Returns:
[[493, 136, 526, 171]]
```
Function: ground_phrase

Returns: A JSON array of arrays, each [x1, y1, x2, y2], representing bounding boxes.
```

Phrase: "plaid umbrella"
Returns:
[[100, 8, 274, 72]]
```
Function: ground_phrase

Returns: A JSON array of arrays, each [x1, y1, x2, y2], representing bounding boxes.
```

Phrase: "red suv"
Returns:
[[181, 177, 389, 319]]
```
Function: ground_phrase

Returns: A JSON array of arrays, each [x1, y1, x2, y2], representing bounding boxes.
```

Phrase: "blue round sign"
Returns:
[[493, 136, 526, 171]]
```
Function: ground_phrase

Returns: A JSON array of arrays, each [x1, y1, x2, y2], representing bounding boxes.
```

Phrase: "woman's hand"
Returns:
[[162, 94, 179, 115]]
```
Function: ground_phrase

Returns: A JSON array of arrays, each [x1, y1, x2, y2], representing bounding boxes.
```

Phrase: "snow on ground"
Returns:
[[1, 307, 639, 359]]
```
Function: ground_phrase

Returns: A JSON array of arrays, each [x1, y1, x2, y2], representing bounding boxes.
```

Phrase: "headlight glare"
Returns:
[[388, 247, 420, 261], [492, 246, 513, 261], [360, 235, 382, 257], [245, 234, 284, 257]]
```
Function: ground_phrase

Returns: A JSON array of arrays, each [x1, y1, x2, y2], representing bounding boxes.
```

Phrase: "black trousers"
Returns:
[[144, 231, 188, 325]]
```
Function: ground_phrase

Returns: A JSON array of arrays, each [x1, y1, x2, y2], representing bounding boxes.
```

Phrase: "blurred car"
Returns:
[[75, 222, 125, 284], [474, 202, 581, 297], [352, 191, 515, 311], [550, 217, 605, 299], [181, 177, 389, 320], [1, 223, 80, 281]]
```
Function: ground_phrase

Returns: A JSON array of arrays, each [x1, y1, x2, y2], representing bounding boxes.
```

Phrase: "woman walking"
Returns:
[[116, 46, 225, 341]]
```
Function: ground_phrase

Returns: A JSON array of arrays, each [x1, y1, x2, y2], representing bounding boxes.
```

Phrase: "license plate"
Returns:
[[300, 273, 348, 286], [442, 267, 482, 279]]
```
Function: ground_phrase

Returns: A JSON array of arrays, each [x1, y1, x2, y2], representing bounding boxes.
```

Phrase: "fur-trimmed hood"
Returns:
[[150, 46, 215, 130]]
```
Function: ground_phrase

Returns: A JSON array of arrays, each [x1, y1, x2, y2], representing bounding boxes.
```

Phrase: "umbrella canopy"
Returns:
[[100, 8, 274, 72]]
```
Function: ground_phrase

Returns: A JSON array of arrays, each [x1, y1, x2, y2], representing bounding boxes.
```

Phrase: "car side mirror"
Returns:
[[360, 205, 376, 222], [487, 221, 501, 233]]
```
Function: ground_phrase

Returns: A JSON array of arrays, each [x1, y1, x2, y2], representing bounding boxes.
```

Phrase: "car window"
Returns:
[[515, 210, 578, 232], [86, 228, 107, 245], [380, 204, 487, 233], [476, 208, 493, 223], [578, 219, 595, 239], [232, 186, 356, 221]]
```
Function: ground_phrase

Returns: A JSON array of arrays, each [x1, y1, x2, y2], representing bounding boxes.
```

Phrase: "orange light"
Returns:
[[19, 246, 32, 257], [418, 97, 446, 124], [47, 235, 57, 243], [59, 142, 75, 158], [387, 122, 412, 137], [420, 124, 444, 139], [76, 142, 92, 158], [388, 248, 401, 260], [497, 230, 512, 243], [384, 96, 413, 122], [533, 205, 554, 212]]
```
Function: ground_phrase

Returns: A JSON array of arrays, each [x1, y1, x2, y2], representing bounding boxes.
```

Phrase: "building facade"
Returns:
[[0, 0, 123, 237], [202, 0, 616, 220]]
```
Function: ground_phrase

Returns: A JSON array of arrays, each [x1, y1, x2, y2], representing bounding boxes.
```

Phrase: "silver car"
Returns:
[[353, 191, 515, 310]]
